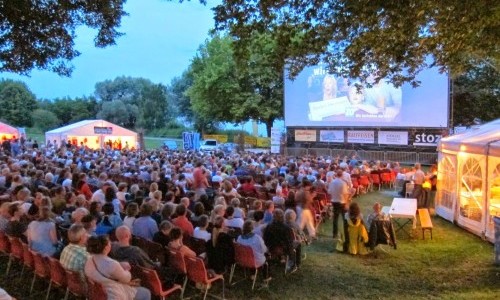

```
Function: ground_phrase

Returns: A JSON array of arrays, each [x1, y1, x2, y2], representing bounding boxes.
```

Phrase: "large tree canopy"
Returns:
[[0, 0, 127, 76], [214, 0, 500, 86]]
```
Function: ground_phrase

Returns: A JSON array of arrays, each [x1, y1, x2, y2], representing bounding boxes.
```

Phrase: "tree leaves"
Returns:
[[214, 0, 500, 86]]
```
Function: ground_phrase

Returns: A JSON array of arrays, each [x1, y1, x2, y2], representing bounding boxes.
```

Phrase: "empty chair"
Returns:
[[405, 183, 415, 198], [46, 257, 67, 300], [229, 243, 260, 290], [380, 173, 392, 189], [138, 265, 182, 300], [370, 174, 381, 191], [30, 250, 50, 295], [185, 256, 225, 300]]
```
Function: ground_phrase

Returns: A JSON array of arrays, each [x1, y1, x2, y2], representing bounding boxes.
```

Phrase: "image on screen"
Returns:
[[284, 65, 449, 128]]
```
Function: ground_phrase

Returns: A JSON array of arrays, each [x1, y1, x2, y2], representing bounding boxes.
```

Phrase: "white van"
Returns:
[[199, 139, 219, 152]]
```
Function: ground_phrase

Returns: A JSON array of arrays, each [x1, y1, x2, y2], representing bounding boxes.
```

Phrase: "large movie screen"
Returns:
[[284, 65, 449, 128]]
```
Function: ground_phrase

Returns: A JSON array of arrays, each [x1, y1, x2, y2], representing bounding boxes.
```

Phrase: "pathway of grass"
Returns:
[[0, 189, 498, 299]]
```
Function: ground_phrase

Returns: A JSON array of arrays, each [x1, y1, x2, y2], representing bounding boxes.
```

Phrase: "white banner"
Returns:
[[378, 131, 408, 145], [295, 130, 317, 142], [347, 130, 375, 144], [320, 130, 344, 143], [271, 128, 281, 145], [271, 145, 280, 154]]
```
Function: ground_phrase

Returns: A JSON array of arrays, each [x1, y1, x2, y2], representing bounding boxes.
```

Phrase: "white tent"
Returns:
[[0, 121, 20, 141], [45, 120, 137, 150], [436, 119, 500, 242]]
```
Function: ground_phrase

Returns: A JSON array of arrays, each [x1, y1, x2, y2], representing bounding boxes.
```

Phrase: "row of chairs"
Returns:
[[0, 231, 106, 300]]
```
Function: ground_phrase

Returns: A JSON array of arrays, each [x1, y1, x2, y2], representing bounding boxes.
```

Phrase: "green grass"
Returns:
[[0, 189, 498, 299]]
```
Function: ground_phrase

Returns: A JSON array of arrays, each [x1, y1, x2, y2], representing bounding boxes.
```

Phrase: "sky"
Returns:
[[0, 0, 217, 100]]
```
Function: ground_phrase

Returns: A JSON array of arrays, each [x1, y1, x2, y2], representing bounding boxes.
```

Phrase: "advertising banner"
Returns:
[[94, 126, 113, 134], [347, 130, 375, 144], [319, 130, 344, 143], [295, 130, 317, 142], [378, 131, 408, 145], [271, 127, 281, 154], [203, 134, 228, 143], [256, 137, 270, 148]]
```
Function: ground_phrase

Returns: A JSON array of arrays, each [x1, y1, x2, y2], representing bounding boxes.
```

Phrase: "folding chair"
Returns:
[[87, 277, 108, 300], [405, 183, 415, 198], [370, 173, 381, 191], [169, 249, 188, 299], [46, 257, 67, 300], [30, 250, 50, 295], [0, 231, 11, 258], [21, 242, 34, 280], [380, 173, 392, 189], [358, 175, 372, 193], [6, 235, 23, 277], [229, 243, 259, 290], [142, 239, 167, 265], [185, 256, 225, 300], [138, 265, 182, 300], [188, 236, 208, 256], [64, 268, 87, 299]]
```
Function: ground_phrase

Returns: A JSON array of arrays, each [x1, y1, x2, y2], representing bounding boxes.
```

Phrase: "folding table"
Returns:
[[389, 197, 417, 238]]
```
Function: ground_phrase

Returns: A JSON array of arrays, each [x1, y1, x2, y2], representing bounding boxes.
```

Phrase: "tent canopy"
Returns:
[[439, 119, 500, 156], [45, 119, 137, 149], [0, 121, 19, 136]]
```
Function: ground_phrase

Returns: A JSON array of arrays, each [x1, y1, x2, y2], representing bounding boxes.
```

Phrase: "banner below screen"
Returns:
[[347, 130, 375, 144], [378, 131, 408, 145]]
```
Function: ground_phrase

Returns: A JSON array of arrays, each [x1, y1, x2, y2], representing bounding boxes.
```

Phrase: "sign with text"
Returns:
[[347, 130, 375, 144], [319, 130, 344, 143], [203, 134, 228, 143], [271, 127, 281, 154], [94, 127, 112, 134], [378, 131, 408, 145], [413, 132, 442, 146], [295, 130, 317, 142]]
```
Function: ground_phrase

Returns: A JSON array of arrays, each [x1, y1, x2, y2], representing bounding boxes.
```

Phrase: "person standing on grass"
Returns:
[[411, 163, 426, 208], [328, 169, 349, 240]]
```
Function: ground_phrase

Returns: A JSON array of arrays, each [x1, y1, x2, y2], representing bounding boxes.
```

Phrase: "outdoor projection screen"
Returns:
[[284, 65, 449, 128]]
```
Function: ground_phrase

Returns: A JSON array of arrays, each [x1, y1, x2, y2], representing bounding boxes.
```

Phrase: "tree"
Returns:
[[137, 84, 170, 130], [0, 80, 38, 127], [31, 109, 60, 132], [168, 71, 194, 121], [187, 34, 283, 136], [0, 0, 127, 76], [214, 1, 500, 86], [187, 36, 242, 133], [452, 62, 500, 126], [96, 100, 139, 128], [41, 96, 98, 126]]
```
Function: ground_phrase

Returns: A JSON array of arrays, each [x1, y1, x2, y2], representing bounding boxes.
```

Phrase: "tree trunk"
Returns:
[[264, 118, 274, 137]]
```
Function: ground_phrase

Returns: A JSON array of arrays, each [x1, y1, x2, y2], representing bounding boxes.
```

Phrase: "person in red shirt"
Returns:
[[172, 204, 194, 238], [193, 161, 209, 201]]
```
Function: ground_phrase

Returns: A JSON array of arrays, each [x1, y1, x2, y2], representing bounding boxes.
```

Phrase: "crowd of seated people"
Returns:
[[0, 140, 429, 297]]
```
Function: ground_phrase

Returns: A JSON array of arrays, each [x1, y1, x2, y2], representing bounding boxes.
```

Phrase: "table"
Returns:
[[389, 198, 417, 237]]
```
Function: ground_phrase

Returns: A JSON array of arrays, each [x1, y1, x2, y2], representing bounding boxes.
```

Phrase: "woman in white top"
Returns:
[[123, 203, 139, 230], [85, 235, 151, 300], [236, 220, 271, 282]]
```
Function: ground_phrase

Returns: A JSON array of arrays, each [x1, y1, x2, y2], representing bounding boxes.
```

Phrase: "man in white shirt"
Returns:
[[328, 169, 349, 238], [411, 163, 426, 207]]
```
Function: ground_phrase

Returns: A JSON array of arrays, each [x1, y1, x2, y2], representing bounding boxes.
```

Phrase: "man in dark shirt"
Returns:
[[111, 225, 158, 269], [263, 209, 299, 273]]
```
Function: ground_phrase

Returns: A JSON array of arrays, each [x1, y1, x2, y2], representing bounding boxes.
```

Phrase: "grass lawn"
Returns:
[[0, 190, 498, 299]]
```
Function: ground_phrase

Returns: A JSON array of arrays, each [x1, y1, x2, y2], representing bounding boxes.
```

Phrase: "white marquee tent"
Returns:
[[45, 120, 137, 150], [436, 119, 500, 242], [0, 121, 20, 141]]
